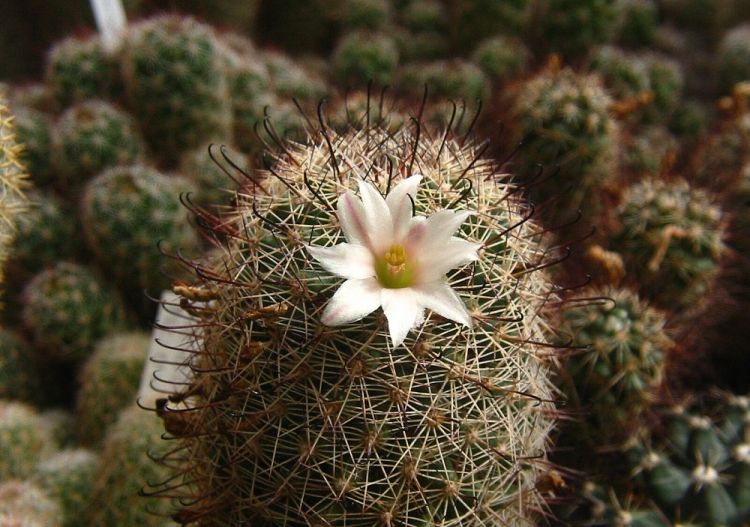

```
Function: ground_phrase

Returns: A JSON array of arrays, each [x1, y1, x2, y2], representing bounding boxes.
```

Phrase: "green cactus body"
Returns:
[[0, 327, 44, 404], [401, 0, 447, 33], [717, 24, 750, 95], [561, 288, 669, 434], [615, 0, 659, 47], [39, 409, 76, 449], [156, 122, 560, 525], [9, 84, 56, 114], [511, 67, 617, 213], [45, 34, 120, 108], [342, 0, 392, 30], [179, 143, 249, 206], [328, 91, 409, 134], [21, 262, 130, 362], [590, 46, 651, 105], [264, 51, 328, 102], [333, 31, 400, 87], [81, 165, 199, 317], [531, 0, 618, 59], [669, 100, 711, 144], [400, 59, 490, 103], [641, 54, 683, 123], [612, 178, 724, 309], [0, 480, 63, 527], [88, 406, 172, 527], [692, 113, 750, 188], [471, 36, 530, 82], [0, 401, 54, 480], [450, 0, 528, 51], [33, 449, 98, 527], [10, 105, 54, 187], [622, 126, 678, 176], [121, 15, 232, 163], [75, 332, 149, 445], [52, 100, 144, 193]]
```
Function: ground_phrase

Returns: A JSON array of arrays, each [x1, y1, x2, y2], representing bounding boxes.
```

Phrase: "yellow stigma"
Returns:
[[384, 244, 407, 267], [375, 244, 414, 289]]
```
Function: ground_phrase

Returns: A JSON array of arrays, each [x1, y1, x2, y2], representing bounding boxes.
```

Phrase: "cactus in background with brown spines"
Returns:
[[0, 480, 63, 527], [332, 31, 400, 87], [10, 105, 54, 187], [471, 36, 531, 83], [0, 327, 45, 404], [0, 401, 54, 481], [33, 449, 98, 527], [153, 113, 564, 525], [179, 143, 249, 206], [75, 332, 149, 445], [717, 25, 750, 96]]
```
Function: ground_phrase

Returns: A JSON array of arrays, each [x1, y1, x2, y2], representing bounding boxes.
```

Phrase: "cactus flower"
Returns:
[[307, 174, 481, 347]]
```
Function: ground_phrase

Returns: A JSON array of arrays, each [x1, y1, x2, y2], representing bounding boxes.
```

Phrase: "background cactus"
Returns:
[[450, 0, 528, 52], [615, 0, 658, 48], [0, 327, 45, 404], [21, 261, 129, 362], [81, 165, 199, 318], [33, 448, 98, 527], [75, 331, 149, 445], [471, 36, 530, 83], [154, 118, 561, 525], [0, 480, 63, 527], [333, 31, 400, 87], [342, 0, 392, 30], [179, 142, 249, 206], [717, 25, 750, 95], [9, 105, 53, 187], [0, 400, 54, 480]]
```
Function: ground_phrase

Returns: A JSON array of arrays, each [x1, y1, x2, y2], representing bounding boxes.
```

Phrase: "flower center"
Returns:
[[375, 243, 415, 289]]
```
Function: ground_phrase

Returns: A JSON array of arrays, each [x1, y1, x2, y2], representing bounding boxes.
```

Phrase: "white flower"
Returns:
[[307, 174, 482, 347]]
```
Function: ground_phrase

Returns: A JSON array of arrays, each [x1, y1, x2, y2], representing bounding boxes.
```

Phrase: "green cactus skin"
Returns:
[[8, 83, 56, 114], [179, 143, 249, 206], [691, 113, 750, 188], [641, 54, 683, 123], [327, 91, 409, 134], [81, 165, 199, 318], [400, 0, 447, 33], [155, 121, 560, 525], [573, 482, 670, 526], [450, 0, 528, 52], [622, 126, 678, 176], [669, 100, 712, 144], [87, 406, 174, 527], [264, 51, 328, 102], [392, 27, 448, 62], [629, 394, 750, 526], [51, 100, 145, 194], [342, 0, 392, 30], [471, 36, 531, 83], [33, 449, 98, 527], [510, 67, 617, 214], [333, 31, 400, 87], [0, 327, 45, 404], [0, 401, 54, 481], [45, 34, 121, 109], [717, 25, 750, 96], [560, 287, 670, 435], [611, 178, 725, 310], [39, 409, 76, 449], [590, 46, 651, 105], [10, 105, 54, 187], [400, 60, 490, 102], [531, 0, 618, 59], [21, 262, 130, 362], [121, 15, 232, 164], [75, 332, 149, 446], [615, 0, 659, 48], [0, 480, 64, 527]]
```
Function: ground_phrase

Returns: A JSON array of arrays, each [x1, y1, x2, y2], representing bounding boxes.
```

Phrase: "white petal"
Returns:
[[337, 190, 369, 246], [358, 179, 393, 252], [414, 281, 472, 327], [307, 243, 374, 279], [385, 174, 422, 241], [380, 288, 423, 347], [418, 238, 481, 283], [321, 278, 381, 326], [420, 210, 474, 251]]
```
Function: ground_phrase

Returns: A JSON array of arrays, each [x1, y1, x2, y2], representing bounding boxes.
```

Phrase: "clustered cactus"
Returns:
[[33, 448, 98, 527]]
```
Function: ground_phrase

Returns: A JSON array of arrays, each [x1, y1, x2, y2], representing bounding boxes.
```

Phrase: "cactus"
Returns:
[[400, 59, 490, 102], [660, 0, 735, 37], [401, 0, 446, 33], [0, 480, 63, 527], [622, 126, 678, 176], [88, 406, 173, 527], [10, 105, 54, 187], [153, 118, 561, 525], [531, 0, 618, 59], [717, 25, 750, 95], [560, 287, 670, 435], [81, 165, 199, 318], [333, 31, 400, 87], [121, 15, 232, 163], [33, 449, 98, 527], [0, 401, 54, 480], [21, 262, 130, 362], [39, 409, 76, 449], [590, 46, 651, 107], [342, 0, 392, 30], [179, 143, 249, 206], [669, 100, 711, 144], [641, 53, 683, 123], [691, 113, 750, 188], [510, 67, 617, 214], [264, 51, 328, 102], [75, 332, 149, 445], [450, 0, 528, 51], [611, 178, 724, 309], [0, 327, 44, 404], [615, 0, 659, 47], [45, 34, 120, 108], [51, 100, 145, 193], [471, 36, 530, 83]]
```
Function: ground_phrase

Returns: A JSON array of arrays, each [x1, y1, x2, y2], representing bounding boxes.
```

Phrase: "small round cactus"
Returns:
[[401, 0, 447, 33], [0, 328, 44, 404], [451, 0, 528, 51], [342, 0, 392, 30], [0, 401, 54, 480], [10, 105, 54, 187], [560, 287, 670, 433], [615, 0, 659, 47], [264, 51, 328, 102], [45, 34, 120, 108], [717, 24, 750, 95], [51, 100, 145, 193], [21, 262, 130, 362], [179, 143, 249, 206], [81, 165, 199, 317], [33, 449, 98, 527], [0, 480, 63, 527], [87, 406, 173, 527], [75, 332, 149, 445], [611, 178, 725, 309], [401, 59, 490, 102], [641, 53, 683, 123], [333, 31, 399, 87], [471, 36, 530, 82], [121, 15, 232, 163], [691, 113, 750, 188], [590, 46, 651, 105], [622, 126, 678, 176], [39, 409, 76, 449]]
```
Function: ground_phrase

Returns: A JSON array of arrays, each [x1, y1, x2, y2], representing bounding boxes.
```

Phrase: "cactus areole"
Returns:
[[158, 118, 561, 526]]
